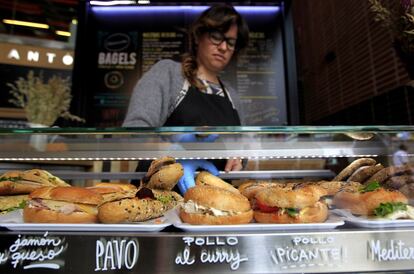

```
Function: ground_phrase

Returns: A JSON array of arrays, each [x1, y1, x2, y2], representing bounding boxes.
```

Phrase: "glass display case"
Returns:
[[0, 126, 413, 274]]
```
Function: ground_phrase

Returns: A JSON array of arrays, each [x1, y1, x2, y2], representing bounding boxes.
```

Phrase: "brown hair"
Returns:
[[182, 4, 249, 90]]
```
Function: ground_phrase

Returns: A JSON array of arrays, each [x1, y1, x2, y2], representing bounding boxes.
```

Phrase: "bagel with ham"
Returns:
[[180, 185, 253, 225], [333, 182, 412, 219], [23, 186, 102, 223], [254, 185, 329, 223]]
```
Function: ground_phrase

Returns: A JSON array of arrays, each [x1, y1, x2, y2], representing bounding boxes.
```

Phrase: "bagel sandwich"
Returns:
[[238, 180, 298, 208], [333, 158, 383, 183], [254, 184, 329, 223], [87, 182, 138, 203], [333, 181, 414, 219], [180, 185, 253, 225], [143, 156, 184, 190], [23, 186, 103, 223], [0, 169, 70, 195], [294, 180, 362, 208], [98, 187, 183, 223], [195, 171, 239, 193], [365, 164, 414, 185]]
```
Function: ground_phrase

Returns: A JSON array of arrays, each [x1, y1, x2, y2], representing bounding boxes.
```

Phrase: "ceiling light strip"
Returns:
[[2, 19, 49, 29], [56, 30, 71, 37], [90, 0, 136, 5]]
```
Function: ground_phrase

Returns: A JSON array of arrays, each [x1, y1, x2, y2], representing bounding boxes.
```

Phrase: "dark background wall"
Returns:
[[293, 0, 412, 125]]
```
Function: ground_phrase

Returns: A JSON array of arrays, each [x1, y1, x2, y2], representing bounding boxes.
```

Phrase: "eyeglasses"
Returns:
[[208, 30, 237, 51]]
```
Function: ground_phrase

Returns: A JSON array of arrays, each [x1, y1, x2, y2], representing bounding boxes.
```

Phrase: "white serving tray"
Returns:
[[332, 209, 414, 228]]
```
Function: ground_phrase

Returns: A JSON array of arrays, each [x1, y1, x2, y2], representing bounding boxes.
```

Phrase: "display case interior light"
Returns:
[[90, 5, 280, 13], [1, 155, 379, 161], [90, 0, 136, 5]]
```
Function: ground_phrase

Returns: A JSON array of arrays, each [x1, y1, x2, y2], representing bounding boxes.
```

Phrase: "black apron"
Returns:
[[137, 80, 240, 172], [163, 80, 241, 127]]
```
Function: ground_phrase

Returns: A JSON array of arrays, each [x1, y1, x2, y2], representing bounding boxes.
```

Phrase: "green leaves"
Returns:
[[286, 208, 300, 218], [157, 194, 173, 205], [374, 202, 407, 217], [359, 181, 381, 193], [5, 200, 27, 213], [0, 176, 22, 182]]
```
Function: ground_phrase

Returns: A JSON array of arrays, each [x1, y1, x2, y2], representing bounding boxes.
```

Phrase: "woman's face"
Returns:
[[196, 23, 238, 76]]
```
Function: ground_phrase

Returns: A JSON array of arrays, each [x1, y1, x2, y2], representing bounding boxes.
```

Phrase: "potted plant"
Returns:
[[368, 0, 414, 84], [7, 70, 85, 127]]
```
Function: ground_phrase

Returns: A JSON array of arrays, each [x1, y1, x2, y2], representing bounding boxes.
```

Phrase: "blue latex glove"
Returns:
[[171, 133, 219, 143], [177, 160, 219, 194]]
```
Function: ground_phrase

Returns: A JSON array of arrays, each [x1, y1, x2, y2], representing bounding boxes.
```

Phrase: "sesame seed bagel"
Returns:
[[180, 209, 254, 225], [180, 185, 253, 225], [195, 171, 239, 193], [254, 201, 328, 224], [256, 185, 327, 209], [185, 185, 250, 212]]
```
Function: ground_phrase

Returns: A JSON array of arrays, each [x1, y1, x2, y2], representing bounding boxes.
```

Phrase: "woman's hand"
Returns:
[[224, 158, 243, 172]]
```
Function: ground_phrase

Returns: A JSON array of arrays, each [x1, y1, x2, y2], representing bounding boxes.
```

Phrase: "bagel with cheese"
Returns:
[[254, 185, 329, 223], [23, 186, 102, 223], [180, 185, 253, 225]]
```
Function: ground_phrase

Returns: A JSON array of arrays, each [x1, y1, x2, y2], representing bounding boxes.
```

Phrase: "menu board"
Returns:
[[221, 30, 286, 125], [141, 32, 185, 73], [0, 230, 414, 273]]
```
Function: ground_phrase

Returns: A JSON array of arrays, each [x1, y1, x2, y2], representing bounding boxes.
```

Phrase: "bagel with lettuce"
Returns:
[[333, 182, 414, 219], [0, 169, 70, 195]]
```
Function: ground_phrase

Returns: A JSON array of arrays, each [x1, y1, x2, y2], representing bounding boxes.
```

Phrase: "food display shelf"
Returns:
[[0, 126, 413, 273], [0, 141, 388, 161]]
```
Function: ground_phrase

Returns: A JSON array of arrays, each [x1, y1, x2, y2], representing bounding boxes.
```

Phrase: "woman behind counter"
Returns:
[[123, 4, 249, 193]]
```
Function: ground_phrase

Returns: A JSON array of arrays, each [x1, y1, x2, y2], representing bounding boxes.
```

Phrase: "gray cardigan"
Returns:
[[123, 59, 244, 127]]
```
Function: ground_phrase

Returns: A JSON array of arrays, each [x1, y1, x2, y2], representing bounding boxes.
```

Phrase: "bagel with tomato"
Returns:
[[254, 185, 329, 223]]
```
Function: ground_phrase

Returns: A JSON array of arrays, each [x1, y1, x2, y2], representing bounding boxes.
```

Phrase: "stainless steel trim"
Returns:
[[41, 170, 335, 180]]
